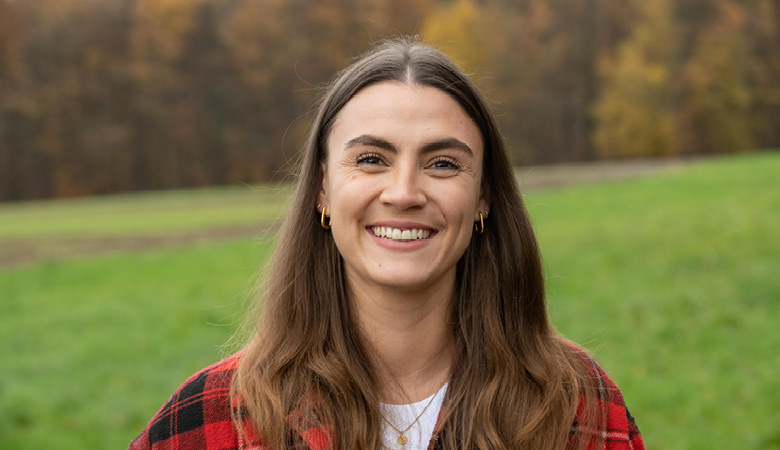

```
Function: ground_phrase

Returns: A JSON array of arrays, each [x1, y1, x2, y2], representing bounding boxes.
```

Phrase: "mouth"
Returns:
[[370, 226, 433, 242]]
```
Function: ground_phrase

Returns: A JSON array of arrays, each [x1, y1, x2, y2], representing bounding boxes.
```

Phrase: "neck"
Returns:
[[347, 276, 456, 404]]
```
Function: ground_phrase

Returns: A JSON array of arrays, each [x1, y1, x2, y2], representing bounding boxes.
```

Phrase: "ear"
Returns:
[[475, 185, 490, 220], [475, 197, 490, 221], [317, 162, 329, 211]]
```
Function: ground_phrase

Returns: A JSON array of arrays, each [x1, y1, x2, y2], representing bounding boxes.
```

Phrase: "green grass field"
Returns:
[[1, 153, 778, 449], [0, 184, 292, 239]]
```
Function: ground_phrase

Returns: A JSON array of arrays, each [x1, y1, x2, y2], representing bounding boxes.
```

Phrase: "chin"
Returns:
[[369, 271, 445, 293]]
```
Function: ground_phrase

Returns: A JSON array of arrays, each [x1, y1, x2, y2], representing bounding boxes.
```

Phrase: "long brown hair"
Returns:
[[232, 36, 603, 449]]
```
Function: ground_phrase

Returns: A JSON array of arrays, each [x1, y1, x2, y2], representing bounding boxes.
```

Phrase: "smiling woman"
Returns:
[[129, 37, 644, 450], [321, 82, 487, 297]]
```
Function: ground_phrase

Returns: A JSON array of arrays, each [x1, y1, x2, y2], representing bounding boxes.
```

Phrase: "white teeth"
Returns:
[[371, 226, 432, 241]]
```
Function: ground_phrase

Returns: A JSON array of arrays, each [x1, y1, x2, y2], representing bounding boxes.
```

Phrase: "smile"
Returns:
[[370, 226, 432, 241]]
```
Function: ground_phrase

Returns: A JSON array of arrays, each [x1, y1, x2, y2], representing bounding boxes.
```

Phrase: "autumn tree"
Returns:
[[744, 0, 780, 147], [592, 0, 679, 158], [503, 0, 636, 163], [1, 0, 777, 201], [423, 0, 633, 164], [680, 0, 755, 154], [0, 0, 23, 199], [0, 0, 134, 198]]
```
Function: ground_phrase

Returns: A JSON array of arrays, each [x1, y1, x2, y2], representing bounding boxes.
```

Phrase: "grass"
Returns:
[[529, 153, 780, 449], [0, 152, 778, 449], [0, 184, 292, 239], [0, 239, 272, 448]]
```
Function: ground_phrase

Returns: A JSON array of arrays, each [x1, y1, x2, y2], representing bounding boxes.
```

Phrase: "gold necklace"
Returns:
[[380, 386, 444, 446]]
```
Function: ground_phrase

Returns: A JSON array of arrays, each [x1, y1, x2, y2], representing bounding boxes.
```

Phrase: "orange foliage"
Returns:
[[0, 0, 778, 200]]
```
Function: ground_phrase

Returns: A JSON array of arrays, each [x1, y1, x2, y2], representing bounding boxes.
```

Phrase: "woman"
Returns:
[[130, 37, 644, 450]]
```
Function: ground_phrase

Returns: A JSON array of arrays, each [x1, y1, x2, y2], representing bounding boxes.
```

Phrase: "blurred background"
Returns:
[[1, 0, 779, 449], [0, 0, 778, 201]]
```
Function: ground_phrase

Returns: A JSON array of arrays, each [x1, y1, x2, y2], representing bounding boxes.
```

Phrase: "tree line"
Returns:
[[0, 0, 777, 201]]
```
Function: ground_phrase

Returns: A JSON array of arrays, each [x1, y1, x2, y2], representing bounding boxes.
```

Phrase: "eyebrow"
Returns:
[[345, 135, 395, 152], [421, 138, 474, 156], [344, 135, 474, 156]]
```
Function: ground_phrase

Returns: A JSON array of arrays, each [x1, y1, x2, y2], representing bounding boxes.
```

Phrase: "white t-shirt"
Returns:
[[379, 383, 448, 450]]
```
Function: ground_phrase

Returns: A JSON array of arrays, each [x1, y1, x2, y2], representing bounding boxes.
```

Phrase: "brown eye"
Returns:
[[430, 157, 460, 171], [356, 153, 383, 166]]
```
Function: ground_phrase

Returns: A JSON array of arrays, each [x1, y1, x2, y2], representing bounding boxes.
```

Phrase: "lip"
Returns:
[[367, 221, 435, 230], [366, 221, 437, 250]]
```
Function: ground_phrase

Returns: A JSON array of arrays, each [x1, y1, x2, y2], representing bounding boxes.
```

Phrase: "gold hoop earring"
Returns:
[[475, 211, 485, 234], [319, 204, 331, 230]]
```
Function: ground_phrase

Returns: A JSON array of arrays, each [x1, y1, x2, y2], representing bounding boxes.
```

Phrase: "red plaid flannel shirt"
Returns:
[[129, 352, 644, 450]]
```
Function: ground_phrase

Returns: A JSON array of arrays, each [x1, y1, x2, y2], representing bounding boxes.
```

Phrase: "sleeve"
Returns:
[[128, 354, 256, 450], [580, 352, 645, 450], [561, 340, 644, 450]]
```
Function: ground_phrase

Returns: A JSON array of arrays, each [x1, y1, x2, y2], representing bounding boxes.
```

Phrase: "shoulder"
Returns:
[[128, 353, 259, 450], [561, 341, 646, 450]]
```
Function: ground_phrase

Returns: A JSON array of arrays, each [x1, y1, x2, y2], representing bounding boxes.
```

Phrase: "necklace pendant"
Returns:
[[397, 434, 408, 445]]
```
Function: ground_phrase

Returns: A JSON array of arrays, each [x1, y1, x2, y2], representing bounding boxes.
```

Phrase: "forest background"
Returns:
[[0, 0, 778, 202]]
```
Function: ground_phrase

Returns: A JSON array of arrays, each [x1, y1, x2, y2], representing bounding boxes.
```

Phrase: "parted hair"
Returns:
[[232, 36, 602, 449]]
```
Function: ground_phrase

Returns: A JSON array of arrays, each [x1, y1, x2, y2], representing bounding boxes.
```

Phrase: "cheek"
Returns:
[[438, 184, 481, 216], [328, 182, 376, 227], [332, 175, 380, 203]]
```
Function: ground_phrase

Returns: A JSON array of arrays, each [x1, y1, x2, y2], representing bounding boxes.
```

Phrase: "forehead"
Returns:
[[327, 82, 483, 155]]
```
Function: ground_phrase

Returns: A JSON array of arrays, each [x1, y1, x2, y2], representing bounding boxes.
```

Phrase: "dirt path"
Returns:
[[0, 159, 687, 268], [0, 224, 274, 268], [515, 157, 685, 190]]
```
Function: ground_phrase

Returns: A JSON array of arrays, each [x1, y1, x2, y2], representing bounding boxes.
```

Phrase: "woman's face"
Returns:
[[319, 82, 488, 295]]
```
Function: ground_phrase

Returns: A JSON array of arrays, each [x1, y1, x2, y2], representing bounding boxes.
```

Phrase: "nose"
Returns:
[[378, 164, 427, 210]]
